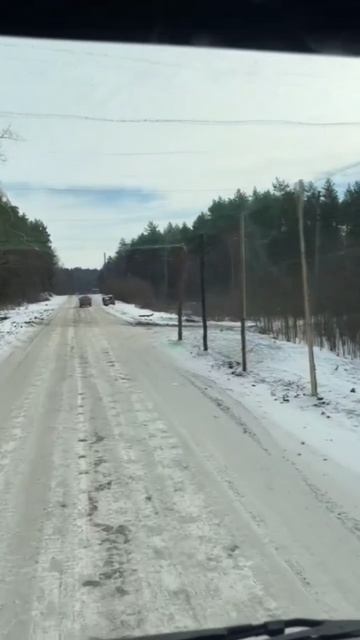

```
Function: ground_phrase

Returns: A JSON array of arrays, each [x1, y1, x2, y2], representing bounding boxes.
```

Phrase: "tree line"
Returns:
[[53, 267, 100, 295], [100, 177, 360, 356], [0, 191, 57, 306]]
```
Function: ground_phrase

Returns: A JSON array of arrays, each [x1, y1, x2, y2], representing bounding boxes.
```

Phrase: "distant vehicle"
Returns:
[[79, 295, 92, 308], [102, 294, 115, 306]]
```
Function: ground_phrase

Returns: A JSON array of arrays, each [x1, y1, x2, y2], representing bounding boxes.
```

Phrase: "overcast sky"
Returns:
[[1, 37, 360, 267]]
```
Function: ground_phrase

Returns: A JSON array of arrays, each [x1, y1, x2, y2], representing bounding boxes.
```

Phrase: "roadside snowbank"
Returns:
[[104, 300, 199, 326], [0, 296, 65, 363], [158, 324, 360, 474]]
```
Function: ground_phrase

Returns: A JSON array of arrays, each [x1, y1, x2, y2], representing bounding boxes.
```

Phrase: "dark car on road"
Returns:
[[79, 295, 92, 308], [102, 294, 115, 306]]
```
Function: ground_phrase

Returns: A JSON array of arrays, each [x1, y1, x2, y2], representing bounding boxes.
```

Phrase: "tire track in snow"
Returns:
[[75, 323, 199, 636], [29, 311, 105, 640], [84, 323, 278, 634]]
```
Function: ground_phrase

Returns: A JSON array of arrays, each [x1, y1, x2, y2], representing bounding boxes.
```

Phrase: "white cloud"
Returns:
[[1, 37, 360, 266]]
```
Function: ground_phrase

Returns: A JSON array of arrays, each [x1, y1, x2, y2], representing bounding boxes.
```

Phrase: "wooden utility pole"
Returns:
[[239, 210, 247, 371], [297, 180, 318, 396], [177, 247, 186, 341], [314, 191, 321, 310], [177, 297, 183, 341], [199, 234, 208, 351], [163, 247, 168, 300]]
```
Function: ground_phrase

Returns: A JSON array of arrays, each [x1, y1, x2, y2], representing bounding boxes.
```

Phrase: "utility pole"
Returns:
[[314, 191, 321, 311], [103, 252, 107, 267], [239, 210, 247, 371], [177, 246, 187, 341], [297, 180, 318, 396], [199, 234, 208, 351], [163, 247, 168, 301]]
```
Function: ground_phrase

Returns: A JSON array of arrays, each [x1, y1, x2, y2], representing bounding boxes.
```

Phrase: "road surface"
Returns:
[[0, 297, 359, 639]]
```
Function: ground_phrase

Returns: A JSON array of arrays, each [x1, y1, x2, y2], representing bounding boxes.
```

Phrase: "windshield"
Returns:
[[0, 36, 359, 639]]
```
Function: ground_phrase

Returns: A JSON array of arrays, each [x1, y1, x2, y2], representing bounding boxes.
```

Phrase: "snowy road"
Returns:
[[0, 297, 359, 639]]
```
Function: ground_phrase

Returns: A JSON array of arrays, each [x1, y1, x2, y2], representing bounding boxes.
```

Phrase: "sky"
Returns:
[[1, 37, 360, 267]]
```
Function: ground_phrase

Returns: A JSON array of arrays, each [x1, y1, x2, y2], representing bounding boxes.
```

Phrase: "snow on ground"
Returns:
[[0, 296, 65, 363], [105, 300, 360, 475], [103, 299, 199, 326], [160, 324, 360, 475]]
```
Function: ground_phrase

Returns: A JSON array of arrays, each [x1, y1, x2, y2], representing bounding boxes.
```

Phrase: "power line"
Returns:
[[4, 184, 238, 194], [44, 150, 206, 157], [315, 159, 360, 182], [1, 110, 360, 127], [116, 242, 185, 251]]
